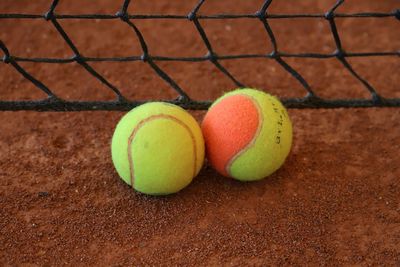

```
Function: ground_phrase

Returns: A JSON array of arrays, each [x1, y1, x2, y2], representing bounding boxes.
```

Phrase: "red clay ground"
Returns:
[[1, 1, 399, 266]]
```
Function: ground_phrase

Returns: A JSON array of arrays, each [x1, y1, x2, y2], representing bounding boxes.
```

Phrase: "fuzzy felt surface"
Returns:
[[112, 102, 205, 195], [202, 93, 260, 177], [202, 88, 292, 181]]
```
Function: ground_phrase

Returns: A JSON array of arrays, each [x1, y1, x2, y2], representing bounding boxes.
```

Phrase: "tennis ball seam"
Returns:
[[127, 114, 198, 187], [225, 94, 263, 177], [202, 88, 292, 181]]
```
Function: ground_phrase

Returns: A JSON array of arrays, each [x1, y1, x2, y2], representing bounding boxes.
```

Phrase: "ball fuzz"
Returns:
[[111, 102, 205, 195], [202, 88, 292, 181]]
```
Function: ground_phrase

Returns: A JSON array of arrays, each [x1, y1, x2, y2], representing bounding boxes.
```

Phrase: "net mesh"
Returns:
[[1, 0, 399, 111]]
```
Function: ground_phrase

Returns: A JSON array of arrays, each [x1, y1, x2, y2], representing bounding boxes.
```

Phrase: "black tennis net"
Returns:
[[1, 0, 399, 111]]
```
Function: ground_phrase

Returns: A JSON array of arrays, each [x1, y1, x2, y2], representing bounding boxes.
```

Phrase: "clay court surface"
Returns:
[[1, 1, 399, 266]]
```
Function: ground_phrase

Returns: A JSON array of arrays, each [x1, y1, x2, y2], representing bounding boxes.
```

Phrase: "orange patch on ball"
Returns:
[[201, 88, 293, 181], [201, 94, 260, 177]]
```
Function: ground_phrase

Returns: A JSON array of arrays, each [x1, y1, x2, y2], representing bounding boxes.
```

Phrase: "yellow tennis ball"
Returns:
[[202, 88, 292, 181], [111, 102, 205, 195]]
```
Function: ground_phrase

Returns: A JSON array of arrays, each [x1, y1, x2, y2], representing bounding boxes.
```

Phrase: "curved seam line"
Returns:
[[225, 95, 263, 177], [127, 114, 198, 187]]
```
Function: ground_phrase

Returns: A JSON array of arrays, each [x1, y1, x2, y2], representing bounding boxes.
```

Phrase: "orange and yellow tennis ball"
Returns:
[[202, 88, 292, 181], [111, 102, 205, 195]]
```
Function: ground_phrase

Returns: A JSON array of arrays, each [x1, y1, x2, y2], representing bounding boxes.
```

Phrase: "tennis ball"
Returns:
[[111, 102, 205, 195], [202, 88, 292, 181]]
